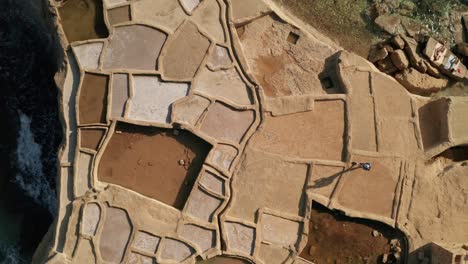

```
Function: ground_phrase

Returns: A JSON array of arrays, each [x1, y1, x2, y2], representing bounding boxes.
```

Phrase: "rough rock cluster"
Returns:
[[380, 239, 403, 264], [368, 33, 468, 95], [370, 5, 468, 96]]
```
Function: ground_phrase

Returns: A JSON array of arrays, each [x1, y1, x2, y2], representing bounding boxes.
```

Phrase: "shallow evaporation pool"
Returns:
[[58, 0, 109, 42], [98, 122, 212, 210]]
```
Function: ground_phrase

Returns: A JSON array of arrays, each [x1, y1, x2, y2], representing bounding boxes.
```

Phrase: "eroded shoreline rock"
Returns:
[[395, 68, 449, 95]]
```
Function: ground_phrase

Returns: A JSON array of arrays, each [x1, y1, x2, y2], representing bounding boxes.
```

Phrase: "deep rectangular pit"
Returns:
[[287, 32, 300, 44], [320, 76, 334, 89]]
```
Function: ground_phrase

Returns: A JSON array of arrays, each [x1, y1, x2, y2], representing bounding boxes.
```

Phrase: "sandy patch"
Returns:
[[107, 5, 131, 26], [253, 99, 345, 160]]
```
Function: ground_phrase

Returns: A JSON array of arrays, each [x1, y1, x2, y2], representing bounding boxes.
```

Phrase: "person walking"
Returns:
[[351, 161, 372, 171]]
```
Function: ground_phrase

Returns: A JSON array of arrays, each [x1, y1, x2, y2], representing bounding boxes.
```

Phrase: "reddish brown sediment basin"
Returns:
[[80, 128, 105, 150], [98, 122, 212, 209], [300, 202, 407, 263]]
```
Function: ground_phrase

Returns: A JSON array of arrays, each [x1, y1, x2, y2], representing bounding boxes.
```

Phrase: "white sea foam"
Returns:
[[14, 112, 57, 216], [0, 242, 27, 264]]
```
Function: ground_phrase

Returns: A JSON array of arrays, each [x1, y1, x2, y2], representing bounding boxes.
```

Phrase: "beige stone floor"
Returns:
[[41, 0, 468, 264]]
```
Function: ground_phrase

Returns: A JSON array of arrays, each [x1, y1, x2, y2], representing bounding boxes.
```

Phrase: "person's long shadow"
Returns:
[[311, 165, 361, 189]]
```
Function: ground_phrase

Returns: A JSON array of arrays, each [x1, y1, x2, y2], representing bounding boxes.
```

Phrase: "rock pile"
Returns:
[[368, 34, 468, 95], [380, 238, 402, 264]]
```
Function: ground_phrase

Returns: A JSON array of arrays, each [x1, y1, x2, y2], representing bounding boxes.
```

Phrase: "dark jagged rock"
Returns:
[[391, 35, 405, 49], [377, 56, 398, 74], [369, 46, 389, 63], [0, 0, 63, 261], [455, 43, 468, 57]]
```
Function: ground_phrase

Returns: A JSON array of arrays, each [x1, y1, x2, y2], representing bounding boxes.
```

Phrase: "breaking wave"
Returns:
[[14, 112, 57, 216]]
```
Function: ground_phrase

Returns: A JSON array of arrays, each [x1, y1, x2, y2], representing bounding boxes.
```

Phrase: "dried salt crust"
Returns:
[[43, 0, 468, 264]]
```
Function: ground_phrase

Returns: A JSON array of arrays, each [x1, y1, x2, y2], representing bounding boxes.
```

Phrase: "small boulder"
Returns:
[[373, 2, 390, 17], [369, 46, 389, 62], [400, 16, 427, 37], [308, 245, 315, 256], [423, 60, 441, 78], [390, 50, 409, 70], [400, 0, 416, 12], [401, 35, 426, 72], [377, 57, 398, 74], [389, 239, 400, 249], [416, 60, 428, 73], [395, 68, 449, 95], [372, 230, 381, 237], [455, 43, 468, 57], [375, 14, 402, 35], [391, 35, 405, 49], [383, 43, 395, 53]]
